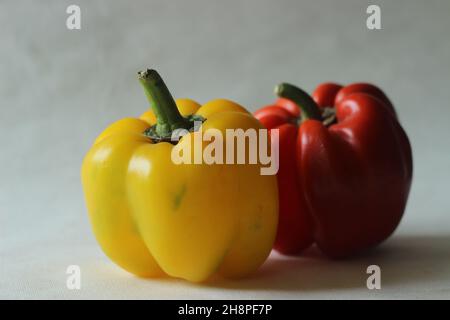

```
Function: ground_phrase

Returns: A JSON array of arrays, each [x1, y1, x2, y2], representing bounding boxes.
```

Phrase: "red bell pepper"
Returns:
[[254, 82, 412, 258]]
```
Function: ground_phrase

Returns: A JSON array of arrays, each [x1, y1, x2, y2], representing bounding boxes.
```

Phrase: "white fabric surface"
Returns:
[[1, 0, 450, 299]]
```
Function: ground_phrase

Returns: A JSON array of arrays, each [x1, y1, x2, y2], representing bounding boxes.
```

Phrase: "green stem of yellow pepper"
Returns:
[[138, 69, 192, 139]]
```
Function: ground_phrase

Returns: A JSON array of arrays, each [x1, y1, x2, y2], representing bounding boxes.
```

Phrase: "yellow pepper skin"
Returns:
[[81, 70, 278, 282]]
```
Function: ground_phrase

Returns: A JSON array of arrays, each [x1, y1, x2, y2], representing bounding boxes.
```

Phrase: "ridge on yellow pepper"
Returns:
[[81, 69, 278, 282]]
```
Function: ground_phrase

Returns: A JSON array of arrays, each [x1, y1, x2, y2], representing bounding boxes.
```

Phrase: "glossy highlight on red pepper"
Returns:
[[254, 82, 412, 258]]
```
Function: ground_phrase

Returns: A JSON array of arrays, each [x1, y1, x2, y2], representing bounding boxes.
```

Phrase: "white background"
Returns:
[[1, 0, 449, 299]]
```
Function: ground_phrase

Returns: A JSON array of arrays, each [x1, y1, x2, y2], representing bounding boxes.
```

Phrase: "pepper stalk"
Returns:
[[275, 83, 323, 123], [138, 69, 193, 140]]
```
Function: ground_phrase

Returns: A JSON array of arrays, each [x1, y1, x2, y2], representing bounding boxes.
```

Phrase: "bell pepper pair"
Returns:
[[254, 82, 412, 258], [82, 70, 278, 282], [82, 69, 412, 282]]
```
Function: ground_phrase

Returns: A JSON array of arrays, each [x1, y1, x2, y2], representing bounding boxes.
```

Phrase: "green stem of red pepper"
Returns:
[[275, 83, 323, 122], [138, 69, 192, 139]]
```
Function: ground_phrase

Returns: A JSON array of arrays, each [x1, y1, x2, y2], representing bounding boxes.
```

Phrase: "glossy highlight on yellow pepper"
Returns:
[[81, 69, 278, 282]]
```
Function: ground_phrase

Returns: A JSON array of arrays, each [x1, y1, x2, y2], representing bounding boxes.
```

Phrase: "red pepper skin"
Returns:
[[274, 98, 301, 118], [312, 82, 343, 108], [335, 83, 397, 118], [255, 83, 412, 258], [272, 124, 314, 254], [255, 104, 314, 254], [254, 105, 292, 129]]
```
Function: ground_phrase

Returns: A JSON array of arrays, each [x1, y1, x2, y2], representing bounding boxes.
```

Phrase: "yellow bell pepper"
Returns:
[[81, 69, 278, 282]]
